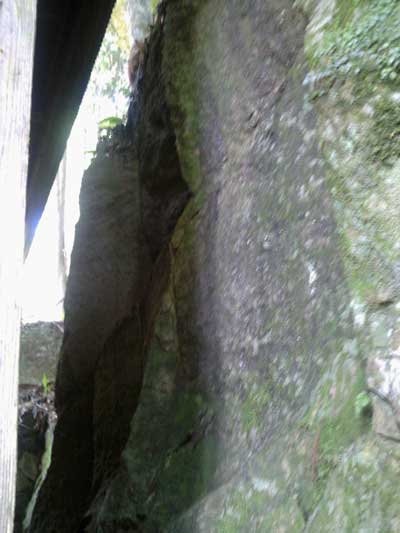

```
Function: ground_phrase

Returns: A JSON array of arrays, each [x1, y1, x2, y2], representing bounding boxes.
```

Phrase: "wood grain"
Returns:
[[0, 1, 36, 530]]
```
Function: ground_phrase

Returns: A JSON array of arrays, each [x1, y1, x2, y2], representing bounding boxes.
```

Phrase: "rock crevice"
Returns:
[[30, 0, 400, 531], [29, 8, 189, 532]]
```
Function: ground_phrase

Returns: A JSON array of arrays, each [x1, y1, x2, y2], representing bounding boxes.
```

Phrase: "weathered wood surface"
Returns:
[[0, 1, 37, 531]]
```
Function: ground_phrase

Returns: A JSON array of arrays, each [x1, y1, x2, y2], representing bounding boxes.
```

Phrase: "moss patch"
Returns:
[[215, 485, 304, 533], [163, 2, 203, 192], [366, 97, 400, 164], [302, 356, 371, 502], [241, 386, 271, 433], [307, 0, 400, 97], [307, 439, 400, 532], [320, 97, 400, 304]]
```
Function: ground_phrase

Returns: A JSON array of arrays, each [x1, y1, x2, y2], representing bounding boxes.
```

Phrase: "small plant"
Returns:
[[98, 116, 123, 130], [355, 391, 372, 417], [97, 116, 124, 144], [41, 373, 50, 395]]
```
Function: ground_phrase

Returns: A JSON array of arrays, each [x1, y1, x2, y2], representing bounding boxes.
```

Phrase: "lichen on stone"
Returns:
[[305, 0, 400, 99], [366, 95, 400, 164]]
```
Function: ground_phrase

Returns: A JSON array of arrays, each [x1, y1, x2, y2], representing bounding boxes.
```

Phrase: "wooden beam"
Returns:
[[25, 0, 116, 255], [0, 1, 37, 531]]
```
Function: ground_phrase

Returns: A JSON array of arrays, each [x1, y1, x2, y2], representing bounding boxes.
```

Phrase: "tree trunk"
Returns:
[[0, 1, 37, 531]]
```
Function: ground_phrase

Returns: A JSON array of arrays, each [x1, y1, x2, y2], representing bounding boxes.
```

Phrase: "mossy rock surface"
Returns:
[[90, 0, 400, 531]]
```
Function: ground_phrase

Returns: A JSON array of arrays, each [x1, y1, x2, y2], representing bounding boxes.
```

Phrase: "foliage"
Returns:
[[98, 116, 124, 130], [41, 373, 50, 395], [151, 0, 160, 14], [96, 116, 124, 144], [91, 0, 131, 103]]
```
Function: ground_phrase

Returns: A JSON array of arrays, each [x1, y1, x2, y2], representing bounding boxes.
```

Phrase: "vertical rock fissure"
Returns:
[[29, 8, 190, 532], [26, 0, 400, 531]]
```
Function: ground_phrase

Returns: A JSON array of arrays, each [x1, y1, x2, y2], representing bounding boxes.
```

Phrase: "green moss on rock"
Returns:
[[366, 96, 400, 164], [241, 386, 271, 433], [306, 0, 400, 97], [163, 3, 203, 193], [215, 484, 304, 533], [306, 439, 400, 532]]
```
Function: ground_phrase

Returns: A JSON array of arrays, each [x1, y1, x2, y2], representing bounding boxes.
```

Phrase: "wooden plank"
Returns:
[[25, 0, 116, 254], [0, 1, 37, 531]]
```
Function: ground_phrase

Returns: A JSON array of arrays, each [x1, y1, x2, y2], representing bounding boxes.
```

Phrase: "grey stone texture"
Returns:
[[30, 0, 400, 531]]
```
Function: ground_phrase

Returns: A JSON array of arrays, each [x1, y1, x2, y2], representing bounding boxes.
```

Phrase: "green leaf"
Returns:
[[98, 116, 123, 130], [42, 373, 49, 395]]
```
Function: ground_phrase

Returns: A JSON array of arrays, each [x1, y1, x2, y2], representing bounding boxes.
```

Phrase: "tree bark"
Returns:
[[0, 1, 37, 531]]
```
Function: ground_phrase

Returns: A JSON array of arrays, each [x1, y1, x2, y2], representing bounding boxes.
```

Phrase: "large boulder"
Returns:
[[94, 0, 400, 531], [31, 0, 400, 531]]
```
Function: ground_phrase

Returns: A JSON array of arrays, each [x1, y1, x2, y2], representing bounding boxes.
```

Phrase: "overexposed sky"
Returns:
[[22, 88, 127, 323], [22, 0, 133, 323]]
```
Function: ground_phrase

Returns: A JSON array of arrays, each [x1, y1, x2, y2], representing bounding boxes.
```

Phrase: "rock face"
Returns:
[[16, 323, 60, 533], [29, 9, 189, 532], [30, 0, 400, 531], [15, 386, 55, 533], [19, 321, 63, 385]]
